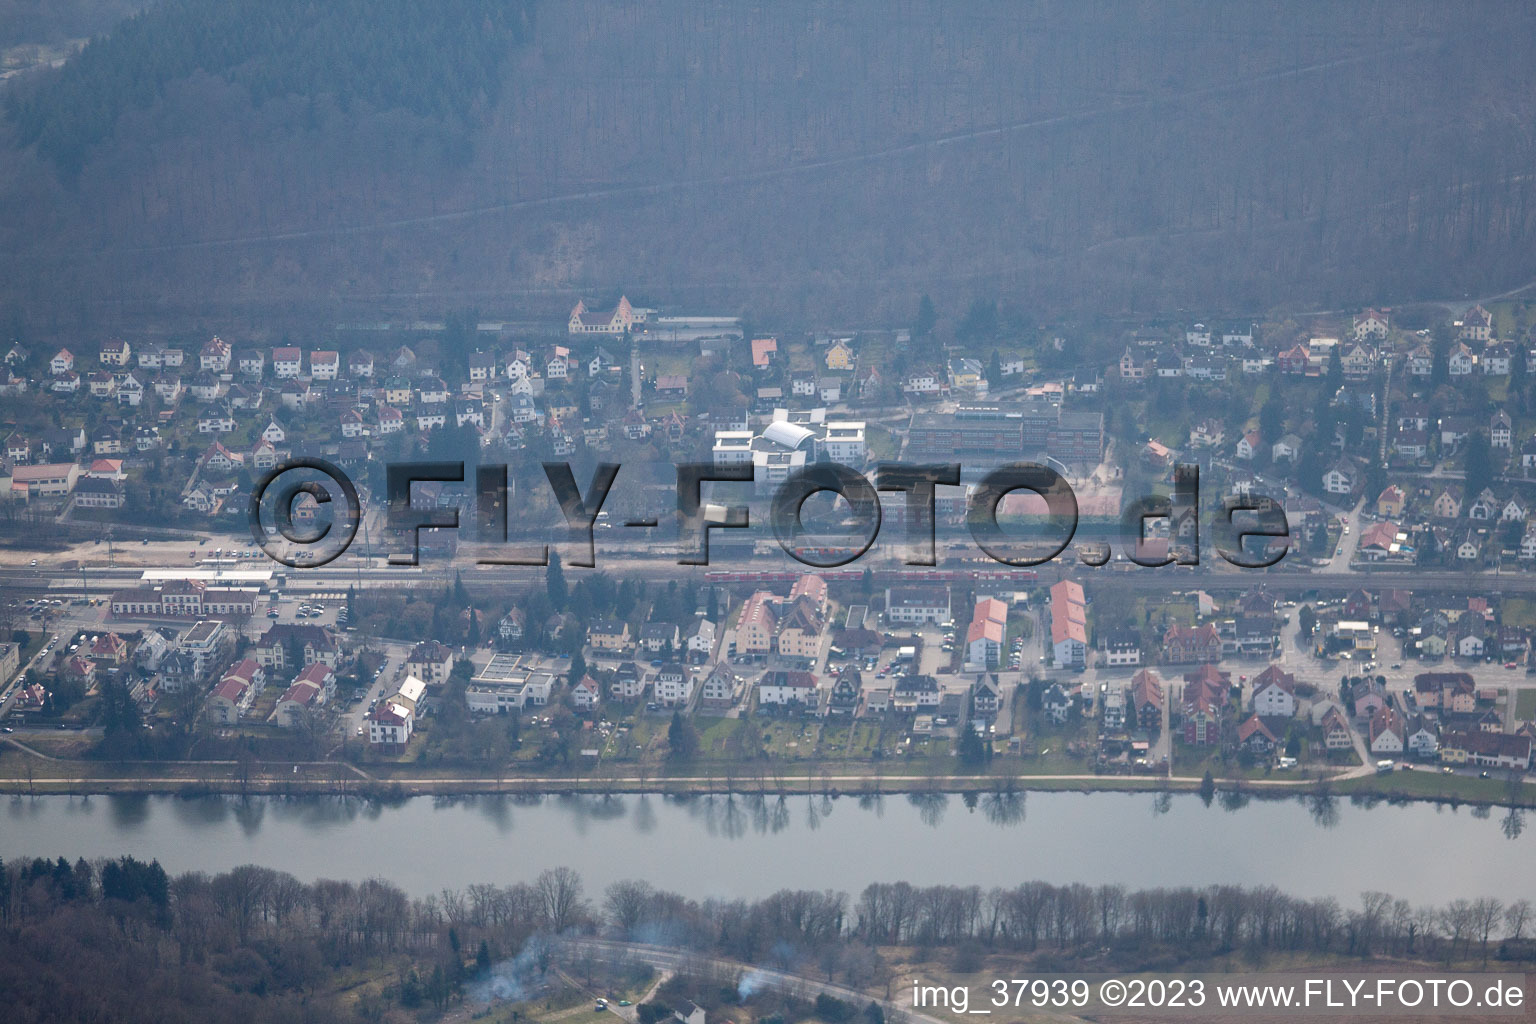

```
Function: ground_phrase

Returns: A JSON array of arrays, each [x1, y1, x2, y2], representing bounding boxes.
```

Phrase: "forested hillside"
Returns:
[[1, 0, 1534, 334]]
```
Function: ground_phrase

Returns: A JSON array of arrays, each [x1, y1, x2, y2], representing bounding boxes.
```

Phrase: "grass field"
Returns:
[[1504, 596, 1536, 630], [1335, 767, 1536, 803], [1516, 688, 1536, 722]]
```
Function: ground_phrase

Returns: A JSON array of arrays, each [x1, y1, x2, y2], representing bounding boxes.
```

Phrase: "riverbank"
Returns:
[[3, 739, 1534, 807]]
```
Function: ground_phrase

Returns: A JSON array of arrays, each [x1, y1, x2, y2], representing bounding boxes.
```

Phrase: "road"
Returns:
[[561, 938, 947, 1024], [0, 627, 65, 720]]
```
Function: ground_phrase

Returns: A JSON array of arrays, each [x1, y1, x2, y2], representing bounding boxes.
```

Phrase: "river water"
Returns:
[[2, 790, 1528, 903]]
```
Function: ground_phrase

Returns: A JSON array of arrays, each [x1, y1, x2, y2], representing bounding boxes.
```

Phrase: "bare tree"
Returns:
[[535, 866, 586, 933], [603, 879, 654, 937], [1504, 899, 1531, 943], [1439, 899, 1474, 964], [1472, 897, 1504, 966]]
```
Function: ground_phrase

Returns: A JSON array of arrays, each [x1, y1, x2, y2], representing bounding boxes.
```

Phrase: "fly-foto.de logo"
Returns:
[[248, 459, 1288, 571]]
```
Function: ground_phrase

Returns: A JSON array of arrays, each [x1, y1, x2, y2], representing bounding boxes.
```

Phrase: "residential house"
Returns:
[[1130, 669, 1165, 732], [1271, 433, 1303, 463], [1181, 665, 1230, 745], [1041, 682, 1074, 724], [1404, 714, 1440, 760], [1460, 304, 1493, 342], [1321, 707, 1354, 751], [1491, 410, 1513, 449], [253, 624, 339, 671], [750, 336, 778, 369], [884, 587, 951, 625], [1448, 343, 1476, 377], [1407, 344, 1434, 378], [368, 676, 426, 746], [1249, 665, 1297, 718], [969, 596, 1010, 668], [1322, 459, 1356, 496], [405, 640, 454, 686], [757, 670, 818, 710], [310, 350, 339, 380], [1353, 309, 1389, 340], [1163, 622, 1222, 665], [570, 675, 601, 709], [825, 338, 855, 370], [207, 674, 256, 724], [698, 664, 740, 707], [1101, 629, 1142, 668], [1440, 730, 1532, 771], [1432, 487, 1463, 519], [684, 618, 716, 657], [1369, 706, 1405, 754], [588, 619, 631, 653], [1236, 714, 1279, 753], [735, 591, 778, 655], [199, 336, 231, 371], [275, 663, 335, 727], [99, 337, 131, 366], [271, 346, 302, 378]]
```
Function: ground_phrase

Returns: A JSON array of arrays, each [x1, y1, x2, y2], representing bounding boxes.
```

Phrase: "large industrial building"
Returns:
[[906, 402, 1103, 467]]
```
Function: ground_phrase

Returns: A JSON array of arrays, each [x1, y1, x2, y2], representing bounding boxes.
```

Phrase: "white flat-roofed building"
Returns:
[[821, 421, 866, 464], [884, 586, 951, 624], [712, 430, 754, 468]]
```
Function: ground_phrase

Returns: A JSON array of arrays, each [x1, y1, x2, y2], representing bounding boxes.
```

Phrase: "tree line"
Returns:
[[5, 0, 530, 173], [3, 851, 1534, 1023]]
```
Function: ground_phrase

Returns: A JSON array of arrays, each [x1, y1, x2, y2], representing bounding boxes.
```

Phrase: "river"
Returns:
[[2, 790, 1529, 903]]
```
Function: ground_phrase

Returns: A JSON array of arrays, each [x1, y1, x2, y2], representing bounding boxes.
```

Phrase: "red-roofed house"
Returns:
[[275, 663, 334, 726], [1048, 580, 1087, 668], [967, 597, 1009, 667], [1250, 664, 1297, 718], [751, 336, 778, 369], [1181, 665, 1231, 745], [207, 675, 256, 724], [1236, 713, 1279, 752]]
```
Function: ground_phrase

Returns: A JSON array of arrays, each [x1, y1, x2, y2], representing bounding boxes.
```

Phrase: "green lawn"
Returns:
[[1504, 597, 1536, 630], [865, 424, 900, 461], [695, 716, 742, 755], [1516, 689, 1536, 722], [1336, 767, 1536, 803]]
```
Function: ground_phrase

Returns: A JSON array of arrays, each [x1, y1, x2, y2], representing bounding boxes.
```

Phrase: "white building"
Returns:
[[369, 675, 426, 745]]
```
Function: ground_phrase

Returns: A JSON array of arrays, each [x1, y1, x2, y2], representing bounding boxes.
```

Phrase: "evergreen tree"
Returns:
[[958, 298, 998, 341], [1463, 430, 1493, 498], [546, 550, 568, 610], [1259, 391, 1285, 443], [913, 294, 937, 337], [667, 711, 699, 760], [957, 728, 989, 768], [1325, 342, 1343, 392], [985, 350, 1003, 387]]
